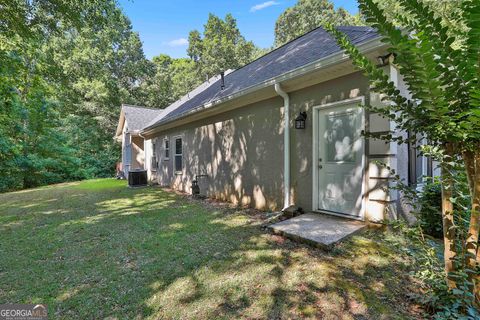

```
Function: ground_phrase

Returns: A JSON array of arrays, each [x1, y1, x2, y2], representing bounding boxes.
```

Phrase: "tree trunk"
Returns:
[[441, 143, 456, 289], [463, 148, 480, 302]]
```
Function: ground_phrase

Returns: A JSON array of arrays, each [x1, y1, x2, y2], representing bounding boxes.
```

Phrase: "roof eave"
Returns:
[[114, 109, 126, 138]]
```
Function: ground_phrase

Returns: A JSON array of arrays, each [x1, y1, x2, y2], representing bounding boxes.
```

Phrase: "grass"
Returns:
[[0, 179, 423, 319]]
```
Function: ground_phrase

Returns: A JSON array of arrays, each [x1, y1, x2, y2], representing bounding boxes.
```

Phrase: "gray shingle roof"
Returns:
[[146, 26, 380, 129], [122, 105, 163, 132]]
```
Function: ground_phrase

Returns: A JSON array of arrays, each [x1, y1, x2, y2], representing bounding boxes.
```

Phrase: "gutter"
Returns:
[[142, 37, 386, 136], [274, 83, 291, 210]]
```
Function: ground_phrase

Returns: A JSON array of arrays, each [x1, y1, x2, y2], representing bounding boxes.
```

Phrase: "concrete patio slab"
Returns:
[[268, 213, 367, 249]]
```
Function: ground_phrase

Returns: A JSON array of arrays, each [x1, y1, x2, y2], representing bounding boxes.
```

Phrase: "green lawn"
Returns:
[[0, 179, 422, 319]]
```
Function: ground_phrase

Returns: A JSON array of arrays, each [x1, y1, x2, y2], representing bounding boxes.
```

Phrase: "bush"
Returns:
[[384, 164, 478, 318], [417, 180, 443, 238], [389, 222, 480, 319]]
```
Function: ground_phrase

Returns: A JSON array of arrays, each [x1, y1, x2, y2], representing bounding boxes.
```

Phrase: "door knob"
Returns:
[[318, 165, 323, 169]]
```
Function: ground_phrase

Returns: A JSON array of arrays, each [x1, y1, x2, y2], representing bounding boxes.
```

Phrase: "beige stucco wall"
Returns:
[[121, 118, 146, 174], [131, 136, 145, 170], [151, 71, 401, 218], [155, 94, 284, 210]]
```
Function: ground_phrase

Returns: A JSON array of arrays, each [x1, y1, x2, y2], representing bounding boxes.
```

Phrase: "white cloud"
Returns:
[[250, 1, 279, 12], [166, 38, 188, 47]]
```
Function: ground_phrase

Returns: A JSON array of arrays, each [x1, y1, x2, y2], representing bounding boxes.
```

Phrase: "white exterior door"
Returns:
[[314, 100, 365, 218]]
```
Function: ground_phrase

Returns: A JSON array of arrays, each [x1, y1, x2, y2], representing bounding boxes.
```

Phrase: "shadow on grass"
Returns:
[[0, 179, 419, 319]]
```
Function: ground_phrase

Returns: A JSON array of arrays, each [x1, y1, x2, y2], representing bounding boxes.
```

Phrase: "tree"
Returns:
[[325, 0, 480, 307], [170, 58, 202, 100], [0, 0, 115, 40], [0, 1, 119, 190], [140, 55, 201, 109], [140, 54, 174, 108], [187, 13, 255, 79], [46, 6, 154, 178], [0, 1, 153, 191], [372, 0, 469, 47], [274, 0, 363, 47]]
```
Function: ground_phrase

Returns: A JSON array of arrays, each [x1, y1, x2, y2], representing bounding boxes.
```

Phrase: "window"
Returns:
[[151, 142, 157, 171], [164, 138, 170, 160], [408, 133, 431, 186], [174, 137, 182, 172]]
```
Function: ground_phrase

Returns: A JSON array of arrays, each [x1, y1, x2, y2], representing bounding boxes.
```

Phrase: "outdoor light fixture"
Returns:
[[377, 53, 395, 66], [295, 111, 307, 129]]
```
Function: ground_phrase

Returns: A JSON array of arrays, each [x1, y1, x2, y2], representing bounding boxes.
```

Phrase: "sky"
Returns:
[[118, 0, 360, 60]]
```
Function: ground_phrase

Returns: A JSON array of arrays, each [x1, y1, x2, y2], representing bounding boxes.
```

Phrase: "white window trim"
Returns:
[[173, 135, 183, 174], [163, 137, 170, 161], [409, 136, 431, 190]]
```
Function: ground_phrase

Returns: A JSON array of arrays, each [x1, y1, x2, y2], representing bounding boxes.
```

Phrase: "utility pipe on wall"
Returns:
[[274, 83, 291, 210]]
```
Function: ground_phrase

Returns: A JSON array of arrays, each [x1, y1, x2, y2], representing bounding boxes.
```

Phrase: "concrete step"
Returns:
[[267, 213, 367, 249]]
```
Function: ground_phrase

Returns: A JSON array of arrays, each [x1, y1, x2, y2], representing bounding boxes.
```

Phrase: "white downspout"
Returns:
[[274, 83, 291, 210]]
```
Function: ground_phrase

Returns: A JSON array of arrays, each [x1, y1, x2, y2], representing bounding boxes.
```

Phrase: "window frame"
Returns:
[[163, 137, 170, 161], [408, 134, 431, 187], [173, 136, 183, 174]]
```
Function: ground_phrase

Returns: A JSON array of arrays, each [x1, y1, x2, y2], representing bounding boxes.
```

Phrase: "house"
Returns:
[[116, 26, 431, 223], [114, 105, 163, 178]]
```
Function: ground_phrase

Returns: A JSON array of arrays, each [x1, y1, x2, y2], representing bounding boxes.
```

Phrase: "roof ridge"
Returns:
[[223, 25, 372, 80], [122, 104, 163, 111], [336, 26, 376, 32], [222, 26, 328, 79]]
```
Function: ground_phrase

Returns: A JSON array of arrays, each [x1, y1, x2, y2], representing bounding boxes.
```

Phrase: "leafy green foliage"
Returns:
[[381, 162, 477, 317], [0, 1, 152, 192], [0, 0, 116, 40], [274, 0, 363, 47], [326, 0, 480, 149], [141, 12, 265, 110], [372, 0, 469, 48], [325, 0, 480, 313], [142, 13, 264, 110], [388, 220, 480, 319], [140, 55, 201, 108], [187, 14, 256, 79], [418, 180, 443, 238]]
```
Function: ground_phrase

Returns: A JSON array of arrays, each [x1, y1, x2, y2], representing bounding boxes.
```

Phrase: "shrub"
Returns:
[[417, 180, 443, 238], [380, 162, 478, 317]]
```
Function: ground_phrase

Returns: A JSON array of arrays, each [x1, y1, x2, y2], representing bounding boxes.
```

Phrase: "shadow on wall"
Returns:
[[180, 98, 285, 210], [289, 77, 366, 212], [131, 136, 145, 170], [162, 72, 369, 212]]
